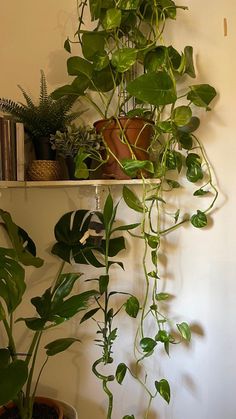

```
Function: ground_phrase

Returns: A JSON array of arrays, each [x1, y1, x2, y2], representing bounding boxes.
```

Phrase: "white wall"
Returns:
[[0, 1, 235, 418]]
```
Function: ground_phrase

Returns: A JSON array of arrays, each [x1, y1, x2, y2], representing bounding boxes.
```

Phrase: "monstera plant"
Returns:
[[0, 209, 97, 419]]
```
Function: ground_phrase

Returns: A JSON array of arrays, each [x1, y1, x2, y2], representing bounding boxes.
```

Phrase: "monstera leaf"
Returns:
[[0, 209, 43, 267], [51, 209, 105, 267]]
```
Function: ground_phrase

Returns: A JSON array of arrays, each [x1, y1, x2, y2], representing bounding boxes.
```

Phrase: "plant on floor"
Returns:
[[51, 0, 217, 179], [0, 209, 97, 419]]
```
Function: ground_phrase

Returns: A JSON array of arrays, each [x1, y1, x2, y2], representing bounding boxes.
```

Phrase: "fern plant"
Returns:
[[0, 70, 81, 140]]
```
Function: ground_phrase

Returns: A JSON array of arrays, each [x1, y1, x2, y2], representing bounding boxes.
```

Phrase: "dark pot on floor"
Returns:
[[94, 117, 154, 180], [0, 397, 63, 419]]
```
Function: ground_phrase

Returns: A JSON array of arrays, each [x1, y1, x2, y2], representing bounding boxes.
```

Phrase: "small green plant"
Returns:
[[50, 124, 102, 159], [0, 209, 97, 419], [0, 70, 81, 140]]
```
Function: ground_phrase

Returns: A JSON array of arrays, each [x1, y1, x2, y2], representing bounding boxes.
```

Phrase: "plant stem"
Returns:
[[3, 318, 17, 360]]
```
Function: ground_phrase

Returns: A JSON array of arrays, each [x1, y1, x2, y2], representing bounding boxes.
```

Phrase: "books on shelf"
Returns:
[[0, 116, 25, 181]]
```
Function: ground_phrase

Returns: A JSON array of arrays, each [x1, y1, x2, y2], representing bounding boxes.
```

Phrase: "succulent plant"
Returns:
[[50, 124, 102, 158]]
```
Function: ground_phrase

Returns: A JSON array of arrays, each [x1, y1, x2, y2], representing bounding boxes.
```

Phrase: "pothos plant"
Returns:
[[117, 110, 218, 417], [51, 0, 217, 180], [0, 209, 97, 419]]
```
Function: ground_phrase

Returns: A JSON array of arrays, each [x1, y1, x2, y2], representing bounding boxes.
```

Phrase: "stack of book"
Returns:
[[0, 116, 25, 181]]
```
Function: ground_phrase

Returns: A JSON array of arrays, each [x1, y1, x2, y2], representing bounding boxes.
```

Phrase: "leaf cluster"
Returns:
[[0, 70, 80, 139]]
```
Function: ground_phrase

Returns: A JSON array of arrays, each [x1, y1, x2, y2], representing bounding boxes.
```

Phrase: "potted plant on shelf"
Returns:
[[52, 0, 216, 181], [0, 208, 98, 419], [49, 123, 103, 179], [0, 70, 84, 181]]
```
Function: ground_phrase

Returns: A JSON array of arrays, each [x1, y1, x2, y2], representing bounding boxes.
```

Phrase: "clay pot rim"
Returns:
[[94, 116, 154, 128]]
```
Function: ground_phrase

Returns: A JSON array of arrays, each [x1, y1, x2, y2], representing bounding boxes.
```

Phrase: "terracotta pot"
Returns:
[[0, 396, 63, 419], [94, 117, 154, 180]]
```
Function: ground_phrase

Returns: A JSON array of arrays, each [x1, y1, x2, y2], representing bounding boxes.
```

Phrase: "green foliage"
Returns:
[[0, 209, 97, 417], [0, 70, 80, 139], [52, 0, 216, 123], [50, 124, 102, 158]]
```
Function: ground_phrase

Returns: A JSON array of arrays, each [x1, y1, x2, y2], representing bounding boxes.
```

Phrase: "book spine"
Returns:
[[0, 117, 3, 180], [1, 118, 17, 181], [9, 119, 17, 180], [16, 122, 25, 181]]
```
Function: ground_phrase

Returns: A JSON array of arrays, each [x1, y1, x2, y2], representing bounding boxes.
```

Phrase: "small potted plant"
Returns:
[[50, 123, 102, 179], [52, 0, 216, 180], [0, 208, 98, 419], [0, 70, 81, 161]]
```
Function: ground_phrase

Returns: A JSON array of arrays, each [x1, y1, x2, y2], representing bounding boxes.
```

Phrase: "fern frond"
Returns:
[[39, 69, 48, 106], [17, 85, 36, 109], [0, 98, 25, 118]]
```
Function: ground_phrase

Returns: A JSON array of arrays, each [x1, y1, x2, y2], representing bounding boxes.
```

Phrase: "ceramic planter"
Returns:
[[33, 136, 56, 161], [0, 397, 63, 419], [94, 117, 154, 180]]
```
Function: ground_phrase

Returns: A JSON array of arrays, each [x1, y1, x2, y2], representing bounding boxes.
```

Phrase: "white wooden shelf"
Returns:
[[0, 179, 160, 189]]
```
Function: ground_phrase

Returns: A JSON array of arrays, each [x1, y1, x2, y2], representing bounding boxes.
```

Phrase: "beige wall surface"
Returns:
[[0, 1, 235, 419]]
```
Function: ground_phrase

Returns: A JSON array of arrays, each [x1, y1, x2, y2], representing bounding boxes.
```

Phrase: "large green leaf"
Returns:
[[91, 66, 118, 92], [102, 8, 122, 30], [92, 51, 110, 71], [177, 322, 191, 342], [123, 186, 146, 213], [0, 360, 28, 405], [52, 273, 82, 303], [116, 363, 127, 384], [190, 210, 208, 228], [122, 159, 154, 178], [155, 378, 171, 404], [51, 84, 82, 99], [89, 0, 102, 20], [111, 48, 137, 72], [125, 296, 140, 318], [184, 46, 196, 78], [187, 84, 217, 109], [172, 106, 192, 127], [178, 116, 200, 134], [67, 57, 93, 78], [54, 290, 98, 318], [100, 237, 126, 257], [127, 71, 177, 105], [45, 338, 80, 356], [0, 209, 43, 267], [52, 209, 93, 263], [144, 47, 167, 72], [103, 193, 114, 230], [0, 250, 26, 313], [186, 153, 203, 182], [159, 0, 178, 19], [0, 349, 10, 368], [82, 32, 105, 60], [140, 337, 157, 353]]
